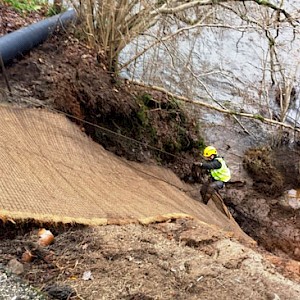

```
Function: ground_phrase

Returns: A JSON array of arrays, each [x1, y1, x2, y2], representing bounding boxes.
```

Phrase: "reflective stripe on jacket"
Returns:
[[210, 157, 231, 182]]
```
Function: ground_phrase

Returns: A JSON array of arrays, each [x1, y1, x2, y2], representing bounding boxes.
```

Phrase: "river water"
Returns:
[[120, 0, 300, 130]]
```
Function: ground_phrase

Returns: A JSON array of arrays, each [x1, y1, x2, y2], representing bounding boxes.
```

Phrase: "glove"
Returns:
[[193, 162, 203, 167]]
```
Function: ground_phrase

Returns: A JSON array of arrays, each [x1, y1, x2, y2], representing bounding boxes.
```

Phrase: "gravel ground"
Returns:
[[0, 265, 46, 300]]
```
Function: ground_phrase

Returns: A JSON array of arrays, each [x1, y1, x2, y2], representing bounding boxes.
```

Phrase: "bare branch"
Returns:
[[120, 20, 253, 71], [74, 0, 297, 71], [131, 80, 300, 132], [250, 0, 297, 25]]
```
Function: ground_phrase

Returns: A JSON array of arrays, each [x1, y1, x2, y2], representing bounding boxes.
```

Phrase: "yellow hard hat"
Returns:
[[203, 146, 217, 157]]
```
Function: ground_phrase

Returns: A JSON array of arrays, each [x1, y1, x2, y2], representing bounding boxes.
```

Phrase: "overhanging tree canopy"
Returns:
[[71, 0, 297, 71]]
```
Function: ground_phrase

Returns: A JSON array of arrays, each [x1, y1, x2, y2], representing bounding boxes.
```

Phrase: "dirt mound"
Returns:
[[227, 145, 300, 261], [272, 145, 300, 188], [243, 145, 300, 197], [243, 147, 284, 196]]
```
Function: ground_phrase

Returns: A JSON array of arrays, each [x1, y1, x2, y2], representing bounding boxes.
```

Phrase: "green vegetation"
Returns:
[[137, 104, 149, 126], [136, 94, 158, 144], [3, 0, 43, 12], [140, 93, 153, 107], [45, 5, 60, 16], [135, 92, 204, 159], [46, 1, 65, 16], [2, 0, 63, 15], [253, 114, 265, 122]]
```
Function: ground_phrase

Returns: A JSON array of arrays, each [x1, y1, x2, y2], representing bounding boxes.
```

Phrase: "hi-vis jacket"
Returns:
[[202, 156, 231, 182]]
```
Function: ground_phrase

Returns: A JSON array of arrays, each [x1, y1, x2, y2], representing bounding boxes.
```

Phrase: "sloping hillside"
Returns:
[[0, 4, 299, 300], [4, 105, 300, 299], [0, 49, 299, 300], [0, 105, 245, 235]]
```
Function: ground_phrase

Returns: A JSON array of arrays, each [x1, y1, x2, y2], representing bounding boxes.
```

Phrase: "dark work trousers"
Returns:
[[200, 179, 224, 204]]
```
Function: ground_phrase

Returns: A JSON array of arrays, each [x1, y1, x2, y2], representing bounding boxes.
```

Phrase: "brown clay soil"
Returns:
[[1, 219, 300, 300], [0, 4, 300, 300]]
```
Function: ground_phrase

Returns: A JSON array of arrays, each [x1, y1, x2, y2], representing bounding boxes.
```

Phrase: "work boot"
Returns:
[[200, 182, 212, 204], [202, 192, 212, 204], [204, 186, 215, 204]]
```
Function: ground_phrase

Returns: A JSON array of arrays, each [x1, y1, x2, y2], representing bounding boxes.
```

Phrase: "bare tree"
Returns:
[[251, 1, 300, 123], [70, 0, 295, 72], [70, 0, 300, 136]]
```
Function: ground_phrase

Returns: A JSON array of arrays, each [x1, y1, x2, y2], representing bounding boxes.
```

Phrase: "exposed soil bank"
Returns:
[[210, 146, 298, 265], [0, 6, 299, 294], [1, 28, 299, 262], [0, 219, 299, 299]]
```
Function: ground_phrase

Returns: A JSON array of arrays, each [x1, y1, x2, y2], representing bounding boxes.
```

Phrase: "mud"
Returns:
[[243, 147, 284, 197], [0, 219, 300, 300]]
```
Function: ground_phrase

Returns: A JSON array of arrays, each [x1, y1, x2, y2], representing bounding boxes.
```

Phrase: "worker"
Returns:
[[194, 146, 231, 204]]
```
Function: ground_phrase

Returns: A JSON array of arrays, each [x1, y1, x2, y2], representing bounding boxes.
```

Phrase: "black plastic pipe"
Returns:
[[0, 9, 77, 65]]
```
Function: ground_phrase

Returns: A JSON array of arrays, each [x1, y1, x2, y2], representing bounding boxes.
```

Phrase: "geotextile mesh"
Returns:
[[0, 106, 222, 226]]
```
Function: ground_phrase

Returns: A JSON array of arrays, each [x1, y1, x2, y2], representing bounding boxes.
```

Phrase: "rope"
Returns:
[[6, 94, 201, 194]]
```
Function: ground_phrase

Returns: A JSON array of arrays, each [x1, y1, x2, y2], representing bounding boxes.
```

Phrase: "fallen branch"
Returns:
[[131, 80, 300, 132]]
